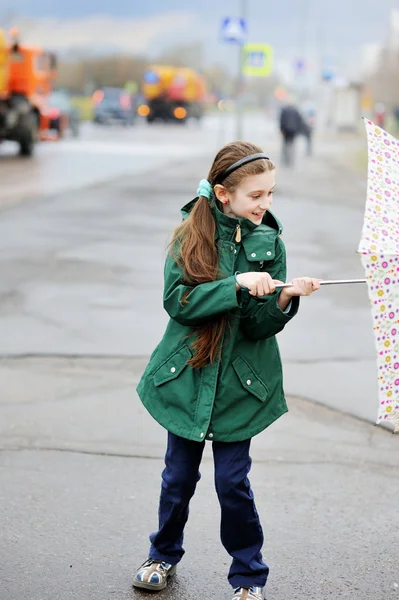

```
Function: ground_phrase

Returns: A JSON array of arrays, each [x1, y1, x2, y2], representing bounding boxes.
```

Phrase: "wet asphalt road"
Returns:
[[0, 116, 398, 600]]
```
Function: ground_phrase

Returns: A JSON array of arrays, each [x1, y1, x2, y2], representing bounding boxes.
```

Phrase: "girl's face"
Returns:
[[215, 170, 276, 225]]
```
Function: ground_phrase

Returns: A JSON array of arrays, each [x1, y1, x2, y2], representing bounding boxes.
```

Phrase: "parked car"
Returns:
[[44, 90, 80, 138], [92, 87, 136, 126]]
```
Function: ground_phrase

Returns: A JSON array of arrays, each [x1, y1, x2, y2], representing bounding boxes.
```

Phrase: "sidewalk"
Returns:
[[1, 356, 398, 600]]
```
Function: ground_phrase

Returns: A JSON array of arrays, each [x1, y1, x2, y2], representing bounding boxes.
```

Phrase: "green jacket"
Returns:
[[137, 198, 299, 442]]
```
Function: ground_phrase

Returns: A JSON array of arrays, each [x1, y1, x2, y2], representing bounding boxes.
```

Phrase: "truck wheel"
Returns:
[[19, 113, 38, 157]]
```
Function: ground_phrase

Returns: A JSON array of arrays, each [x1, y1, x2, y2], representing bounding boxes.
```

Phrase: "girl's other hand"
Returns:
[[280, 277, 321, 299]]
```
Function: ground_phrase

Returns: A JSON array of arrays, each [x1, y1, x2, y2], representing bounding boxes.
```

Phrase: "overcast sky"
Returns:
[[3, 0, 398, 81]]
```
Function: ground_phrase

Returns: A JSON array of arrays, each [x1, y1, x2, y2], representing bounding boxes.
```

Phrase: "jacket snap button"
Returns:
[[246, 379, 252, 386], [234, 249, 237, 254], [200, 432, 204, 438], [267, 251, 272, 256], [251, 253, 256, 258], [229, 246, 234, 252], [170, 367, 176, 373], [209, 433, 213, 438]]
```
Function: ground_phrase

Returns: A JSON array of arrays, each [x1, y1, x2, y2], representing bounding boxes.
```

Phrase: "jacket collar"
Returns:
[[180, 196, 283, 243]]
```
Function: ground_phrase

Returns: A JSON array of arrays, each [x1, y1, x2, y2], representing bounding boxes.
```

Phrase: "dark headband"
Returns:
[[213, 153, 270, 185]]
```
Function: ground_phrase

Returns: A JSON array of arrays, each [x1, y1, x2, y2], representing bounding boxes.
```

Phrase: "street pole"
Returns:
[[301, 0, 309, 102], [236, 0, 247, 140]]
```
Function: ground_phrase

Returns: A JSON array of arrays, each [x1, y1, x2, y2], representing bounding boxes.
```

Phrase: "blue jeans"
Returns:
[[149, 432, 269, 589]]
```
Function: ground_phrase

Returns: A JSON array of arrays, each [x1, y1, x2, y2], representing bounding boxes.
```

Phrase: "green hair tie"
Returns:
[[197, 179, 213, 200]]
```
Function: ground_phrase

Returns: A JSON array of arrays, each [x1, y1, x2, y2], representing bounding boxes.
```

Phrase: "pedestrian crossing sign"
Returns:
[[242, 43, 273, 76], [221, 17, 247, 44]]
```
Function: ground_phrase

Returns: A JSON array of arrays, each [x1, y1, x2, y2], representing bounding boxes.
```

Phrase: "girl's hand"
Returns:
[[236, 272, 284, 297], [280, 277, 321, 300]]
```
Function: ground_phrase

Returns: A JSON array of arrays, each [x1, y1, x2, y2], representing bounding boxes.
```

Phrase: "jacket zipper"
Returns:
[[232, 223, 241, 243]]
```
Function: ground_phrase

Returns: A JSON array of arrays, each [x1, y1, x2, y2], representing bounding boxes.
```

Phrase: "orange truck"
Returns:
[[0, 28, 57, 156], [140, 65, 206, 123]]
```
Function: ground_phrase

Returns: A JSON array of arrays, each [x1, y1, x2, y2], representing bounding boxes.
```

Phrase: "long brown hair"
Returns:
[[170, 141, 275, 368]]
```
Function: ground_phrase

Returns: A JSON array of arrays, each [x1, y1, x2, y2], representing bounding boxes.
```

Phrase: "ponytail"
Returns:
[[170, 196, 228, 369]]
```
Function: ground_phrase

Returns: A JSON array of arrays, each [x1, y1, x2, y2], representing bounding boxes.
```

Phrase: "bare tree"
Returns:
[[54, 44, 238, 99], [366, 46, 399, 110], [55, 54, 148, 93], [153, 42, 204, 70]]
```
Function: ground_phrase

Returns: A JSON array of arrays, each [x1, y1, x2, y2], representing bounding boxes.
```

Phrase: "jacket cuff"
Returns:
[[224, 276, 243, 310], [282, 299, 292, 314], [269, 294, 300, 322]]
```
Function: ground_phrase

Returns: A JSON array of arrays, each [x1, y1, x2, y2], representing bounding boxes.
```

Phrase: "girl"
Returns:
[[134, 141, 320, 600]]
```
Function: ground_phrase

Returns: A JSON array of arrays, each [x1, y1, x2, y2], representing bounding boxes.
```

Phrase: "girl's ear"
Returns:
[[214, 184, 229, 204]]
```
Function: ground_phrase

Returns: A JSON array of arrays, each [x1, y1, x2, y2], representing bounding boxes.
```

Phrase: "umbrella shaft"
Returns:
[[275, 278, 366, 288]]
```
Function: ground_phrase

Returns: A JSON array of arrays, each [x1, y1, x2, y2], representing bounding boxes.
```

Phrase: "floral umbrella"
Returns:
[[358, 119, 399, 432]]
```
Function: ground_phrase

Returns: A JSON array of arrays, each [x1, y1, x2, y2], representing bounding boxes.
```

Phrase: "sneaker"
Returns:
[[232, 586, 263, 600], [133, 558, 177, 591]]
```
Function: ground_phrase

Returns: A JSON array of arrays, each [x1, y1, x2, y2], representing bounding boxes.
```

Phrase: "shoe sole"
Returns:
[[132, 565, 177, 591]]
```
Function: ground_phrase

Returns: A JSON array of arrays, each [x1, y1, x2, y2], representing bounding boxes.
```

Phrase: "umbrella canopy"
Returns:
[[359, 120, 399, 432]]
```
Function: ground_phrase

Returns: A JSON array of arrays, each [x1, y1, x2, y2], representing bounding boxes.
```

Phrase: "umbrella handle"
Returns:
[[275, 278, 366, 288]]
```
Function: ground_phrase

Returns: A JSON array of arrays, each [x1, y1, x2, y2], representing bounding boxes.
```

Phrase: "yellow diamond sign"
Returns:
[[242, 43, 273, 76]]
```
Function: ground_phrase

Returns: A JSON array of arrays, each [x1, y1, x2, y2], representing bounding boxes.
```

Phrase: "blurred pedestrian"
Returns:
[[279, 103, 303, 166], [133, 141, 320, 600]]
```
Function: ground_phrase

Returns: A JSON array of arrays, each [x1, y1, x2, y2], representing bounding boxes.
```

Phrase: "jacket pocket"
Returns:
[[232, 355, 269, 402], [153, 346, 192, 387]]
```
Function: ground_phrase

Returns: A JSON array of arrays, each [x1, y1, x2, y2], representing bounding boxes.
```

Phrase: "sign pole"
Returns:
[[236, 0, 247, 140]]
